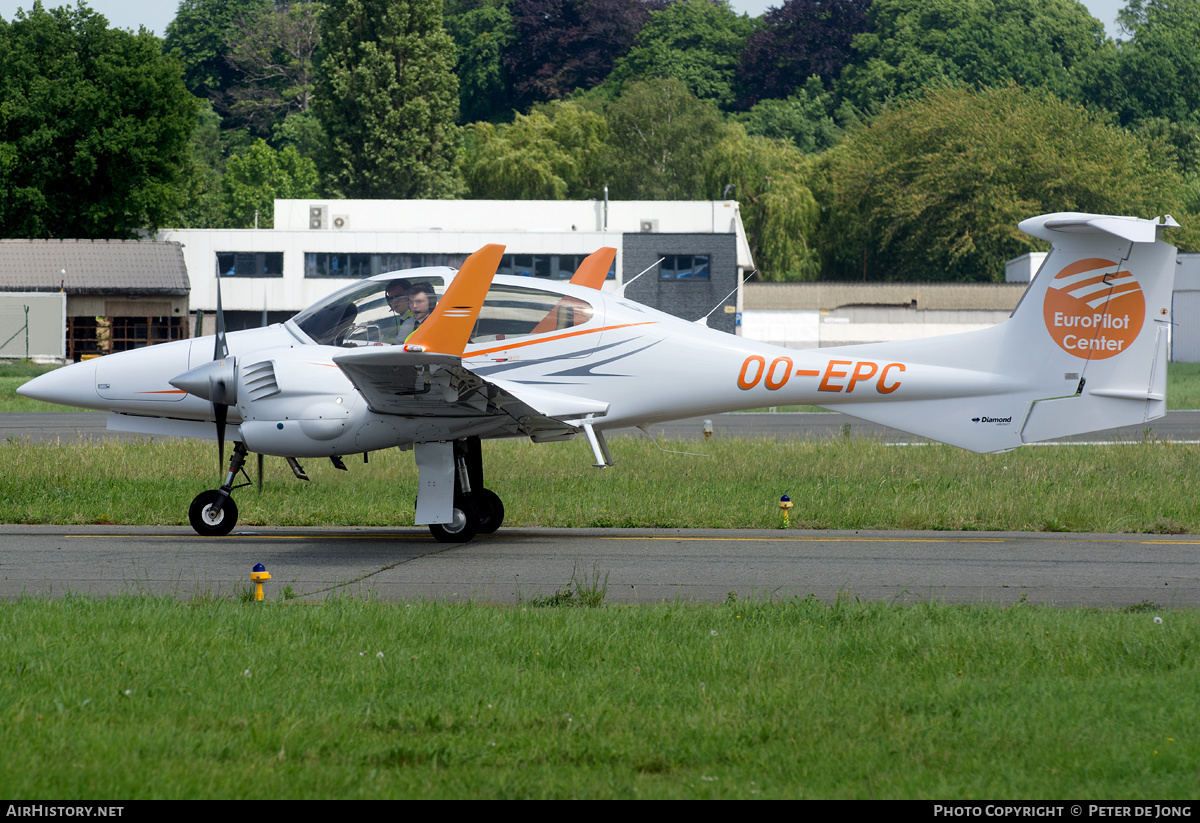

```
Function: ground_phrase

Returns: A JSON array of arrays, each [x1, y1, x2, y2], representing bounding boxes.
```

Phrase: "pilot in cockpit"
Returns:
[[402, 282, 437, 343], [383, 280, 414, 343]]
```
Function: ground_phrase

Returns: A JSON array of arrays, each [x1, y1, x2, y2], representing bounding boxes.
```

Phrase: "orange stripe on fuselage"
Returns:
[[465, 322, 656, 358]]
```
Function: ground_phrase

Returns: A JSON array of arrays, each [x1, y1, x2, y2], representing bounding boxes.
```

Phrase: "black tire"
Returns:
[[475, 488, 504, 534], [189, 490, 238, 537], [428, 502, 478, 544]]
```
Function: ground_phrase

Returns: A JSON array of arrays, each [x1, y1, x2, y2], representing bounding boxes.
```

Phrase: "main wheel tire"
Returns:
[[428, 502, 478, 544], [189, 490, 238, 537], [474, 488, 504, 534]]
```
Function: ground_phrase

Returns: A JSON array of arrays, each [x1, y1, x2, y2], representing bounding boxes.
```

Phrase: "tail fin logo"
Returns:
[[1042, 258, 1144, 360]]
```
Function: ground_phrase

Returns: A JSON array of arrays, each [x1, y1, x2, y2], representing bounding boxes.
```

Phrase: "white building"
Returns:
[[159, 199, 755, 335]]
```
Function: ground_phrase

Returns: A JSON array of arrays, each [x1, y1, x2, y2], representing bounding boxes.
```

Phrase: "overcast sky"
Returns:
[[0, 0, 1130, 40]]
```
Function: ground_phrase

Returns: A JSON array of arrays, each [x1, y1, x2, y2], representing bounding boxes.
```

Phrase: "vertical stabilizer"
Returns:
[[816, 213, 1178, 452], [1016, 214, 1177, 443]]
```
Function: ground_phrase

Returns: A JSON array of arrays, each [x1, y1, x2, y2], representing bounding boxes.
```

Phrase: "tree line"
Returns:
[[1, 0, 1198, 282]]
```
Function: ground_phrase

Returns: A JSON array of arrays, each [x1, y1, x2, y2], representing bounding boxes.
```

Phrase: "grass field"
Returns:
[[2, 595, 1197, 799], [2, 434, 1198, 533]]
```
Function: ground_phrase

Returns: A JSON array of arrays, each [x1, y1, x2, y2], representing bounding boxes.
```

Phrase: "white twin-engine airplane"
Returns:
[[19, 212, 1179, 542]]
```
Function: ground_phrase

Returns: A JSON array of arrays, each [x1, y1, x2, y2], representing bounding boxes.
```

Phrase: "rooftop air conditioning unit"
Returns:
[[640, 219, 658, 233], [332, 214, 350, 230], [309, 206, 327, 230]]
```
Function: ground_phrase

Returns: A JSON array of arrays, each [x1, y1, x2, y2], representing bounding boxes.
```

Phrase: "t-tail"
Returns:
[[816, 212, 1179, 453]]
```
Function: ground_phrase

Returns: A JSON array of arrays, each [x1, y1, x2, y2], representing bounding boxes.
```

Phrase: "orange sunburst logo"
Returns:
[[1042, 257, 1144, 360]]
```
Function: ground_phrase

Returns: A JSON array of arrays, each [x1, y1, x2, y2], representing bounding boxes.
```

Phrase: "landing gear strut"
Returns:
[[427, 437, 505, 543], [189, 442, 252, 536]]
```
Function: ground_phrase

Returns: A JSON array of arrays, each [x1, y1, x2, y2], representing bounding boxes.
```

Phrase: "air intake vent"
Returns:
[[243, 360, 280, 401]]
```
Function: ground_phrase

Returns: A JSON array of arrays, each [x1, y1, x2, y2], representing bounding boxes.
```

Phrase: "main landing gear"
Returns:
[[427, 437, 505, 544], [186, 436, 505, 543], [189, 442, 252, 536]]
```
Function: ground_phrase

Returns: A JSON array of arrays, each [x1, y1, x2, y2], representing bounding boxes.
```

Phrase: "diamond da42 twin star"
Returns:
[[19, 212, 1179, 541]]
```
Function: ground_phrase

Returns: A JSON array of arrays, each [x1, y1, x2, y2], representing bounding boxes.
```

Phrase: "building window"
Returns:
[[497, 253, 615, 280], [217, 252, 284, 278], [303, 252, 470, 278], [301, 251, 615, 279], [658, 254, 709, 279]]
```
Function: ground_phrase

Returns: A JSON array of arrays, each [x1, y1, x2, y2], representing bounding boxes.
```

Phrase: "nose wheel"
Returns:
[[188, 442, 251, 536], [189, 490, 239, 536]]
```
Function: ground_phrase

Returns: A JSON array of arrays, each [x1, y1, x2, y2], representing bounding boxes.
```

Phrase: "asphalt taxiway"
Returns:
[[3, 525, 1198, 607]]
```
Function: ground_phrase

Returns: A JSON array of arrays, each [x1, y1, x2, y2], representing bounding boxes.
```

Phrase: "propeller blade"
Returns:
[[214, 261, 229, 360], [257, 453, 263, 492], [215, 401, 227, 474], [212, 260, 232, 478]]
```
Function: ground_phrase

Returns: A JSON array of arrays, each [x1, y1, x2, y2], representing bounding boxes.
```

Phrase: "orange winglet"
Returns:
[[405, 244, 505, 356], [569, 247, 616, 290]]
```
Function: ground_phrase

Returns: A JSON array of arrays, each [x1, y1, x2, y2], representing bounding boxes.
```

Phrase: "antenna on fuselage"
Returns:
[[695, 269, 757, 327], [616, 258, 665, 299]]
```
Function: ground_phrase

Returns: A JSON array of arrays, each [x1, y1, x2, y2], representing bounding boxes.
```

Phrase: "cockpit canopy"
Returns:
[[289, 271, 596, 348]]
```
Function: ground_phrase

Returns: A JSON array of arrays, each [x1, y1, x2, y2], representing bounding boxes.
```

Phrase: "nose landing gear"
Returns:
[[188, 442, 252, 536]]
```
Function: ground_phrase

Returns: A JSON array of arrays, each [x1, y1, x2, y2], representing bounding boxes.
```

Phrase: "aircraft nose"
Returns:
[[16, 360, 99, 409]]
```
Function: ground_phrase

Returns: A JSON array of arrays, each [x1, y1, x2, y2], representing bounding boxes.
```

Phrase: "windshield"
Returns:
[[291, 274, 447, 346], [290, 275, 597, 348]]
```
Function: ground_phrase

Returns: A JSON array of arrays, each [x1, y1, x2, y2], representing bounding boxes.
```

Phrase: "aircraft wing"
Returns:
[[332, 346, 608, 437]]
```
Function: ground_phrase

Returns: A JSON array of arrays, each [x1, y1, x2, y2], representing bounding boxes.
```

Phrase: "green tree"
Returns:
[[734, 75, 851, 154], [0, 2, 199, 237], [837, 0, 1105, 109], [164, 0, 273, 111], [224, 1, 323, 139], [444, 0, 516, 123], [177, 101, 227, 228], [704, 125, 820, 281], [460, 101, 608, 198], [604, 77, 727, 200], [221, 139, 319, 227], [462, 116, 572, 199], [605, 0, 753, 108], [314, 0, 462, 198], [1116, 0, 1200, 37], [1074, 0, 1200, 127], [814, 85, 1186, 282]]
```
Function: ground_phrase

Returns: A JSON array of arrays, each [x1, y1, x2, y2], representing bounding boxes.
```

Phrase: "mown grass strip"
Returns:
[[0, 595, 1196, 799], [2, 435, 1197, 533]]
